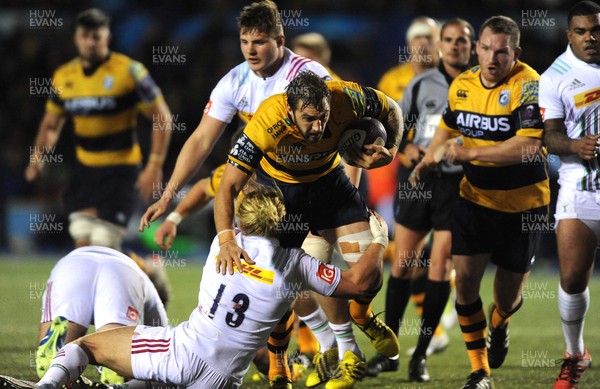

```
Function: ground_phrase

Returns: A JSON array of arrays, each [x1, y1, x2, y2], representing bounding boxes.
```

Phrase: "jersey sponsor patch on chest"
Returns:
[[574, 87, 600, 109]]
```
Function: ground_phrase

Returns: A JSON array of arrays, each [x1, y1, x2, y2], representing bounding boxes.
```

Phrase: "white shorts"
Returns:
[[131, 323, 241, 389], [41, 257, 145, 329], [555, 187, 600, 241]]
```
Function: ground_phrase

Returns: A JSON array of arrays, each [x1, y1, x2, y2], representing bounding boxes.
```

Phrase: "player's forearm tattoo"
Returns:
[[386, 104, 403, 149], [543, 121, 573, 155]]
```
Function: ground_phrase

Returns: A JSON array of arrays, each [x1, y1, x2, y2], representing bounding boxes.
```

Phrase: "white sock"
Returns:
[[328, 322, 362, 360], [558, 284, 589, 355], [298, 308, 335, 352], [37, 343, 89, 387]]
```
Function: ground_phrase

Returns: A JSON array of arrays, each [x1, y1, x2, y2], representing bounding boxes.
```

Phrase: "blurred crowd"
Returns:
[[0, 0, 573, 253]]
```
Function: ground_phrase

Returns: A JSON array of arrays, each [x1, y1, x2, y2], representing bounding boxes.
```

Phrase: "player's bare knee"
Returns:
[[301, 236, 333, 263], [90, 221, 126, 250], [335, 229, 373, 264], [68, 213, 96, 244]]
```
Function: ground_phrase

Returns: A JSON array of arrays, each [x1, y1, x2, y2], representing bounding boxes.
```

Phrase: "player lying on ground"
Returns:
[[13, 185, 389, 389], [35, 247, 169, 385]]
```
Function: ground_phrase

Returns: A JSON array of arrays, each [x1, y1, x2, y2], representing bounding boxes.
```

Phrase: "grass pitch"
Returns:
[[0, 256, 599, 388]]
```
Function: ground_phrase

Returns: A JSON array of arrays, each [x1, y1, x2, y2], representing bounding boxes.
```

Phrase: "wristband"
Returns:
[[217, 229, 235, 237], [148, 153, 164, 165], [166, 212, 183, 226]]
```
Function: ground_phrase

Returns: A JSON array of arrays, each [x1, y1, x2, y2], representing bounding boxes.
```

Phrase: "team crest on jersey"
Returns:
[[103, 76, 114, 90], [499, 90, 510, 106], [127, 306, 139, 322], [317, 263, 335, 285]]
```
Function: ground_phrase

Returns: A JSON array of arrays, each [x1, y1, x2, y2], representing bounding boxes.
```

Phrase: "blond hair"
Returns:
[[237, 184, 286, 237]]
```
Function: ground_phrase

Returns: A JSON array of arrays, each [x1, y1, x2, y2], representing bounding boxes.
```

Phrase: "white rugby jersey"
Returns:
[[44, 246, 167, 327], [188, 231, 341, 381], [205, 47, 331, 124], [539, 45, 600, 191]]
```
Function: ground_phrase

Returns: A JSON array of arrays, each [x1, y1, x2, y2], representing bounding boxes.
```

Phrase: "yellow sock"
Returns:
[[296, 322, 319, 355], [456, 300, 490, 375], [268, 310, 294, 380], [412, 292, 425, 317], [349, 299, 372, 326]]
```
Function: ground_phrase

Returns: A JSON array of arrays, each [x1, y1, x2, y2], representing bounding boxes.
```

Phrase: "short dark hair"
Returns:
[[237, 0, 283, 38], [479, 15, 520, 49], [441, 18, 476, 43], [286, 71, 331, 112], [76, 8, 111, 30], [568, 1, 600, 27]]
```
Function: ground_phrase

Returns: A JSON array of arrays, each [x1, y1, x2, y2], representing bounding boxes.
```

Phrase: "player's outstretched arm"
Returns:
[[214, 163, 255, 275], [139, 115, 227, 231], [153, 177, 214, 250], [25, 111, 66, 182], [137, 99, 172, 204]]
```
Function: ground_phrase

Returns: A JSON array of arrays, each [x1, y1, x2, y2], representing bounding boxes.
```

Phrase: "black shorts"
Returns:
[[451, 197, 546, 273], [255, 164, 369, 248], [63, 163, 140, 227], [394, 171, 462, 231]]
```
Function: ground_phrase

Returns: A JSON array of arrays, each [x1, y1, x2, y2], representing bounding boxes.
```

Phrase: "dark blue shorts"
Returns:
[[394, 171, 462, 231], [63, 163, 140, 227], [255, 164, 369, 248], [451, 198, 546, 273]]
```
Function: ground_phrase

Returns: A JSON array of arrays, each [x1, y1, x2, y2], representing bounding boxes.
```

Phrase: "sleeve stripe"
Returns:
[[287, 58, 312, 80], [227, 158, 254, 176]]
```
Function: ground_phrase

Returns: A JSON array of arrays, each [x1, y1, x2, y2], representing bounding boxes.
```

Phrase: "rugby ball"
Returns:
[[338, 117, 387, 162]]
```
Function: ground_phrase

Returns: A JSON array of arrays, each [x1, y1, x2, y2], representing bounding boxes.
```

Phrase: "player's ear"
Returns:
[[276, 35, 285, 47], [514, 46, 522, 61], [286, 103, 294, 117]]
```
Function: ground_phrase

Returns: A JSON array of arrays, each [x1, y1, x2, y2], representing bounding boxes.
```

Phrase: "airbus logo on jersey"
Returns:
[[64, 96, 117, 115], [456, 112, 511, 138]]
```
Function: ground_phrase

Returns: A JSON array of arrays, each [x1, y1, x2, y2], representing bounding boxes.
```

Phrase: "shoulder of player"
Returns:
[[53, 57, 82, 77], [218, 61, 252, 87], [540, 51, 572, 80], [405, 68, 440, 92]]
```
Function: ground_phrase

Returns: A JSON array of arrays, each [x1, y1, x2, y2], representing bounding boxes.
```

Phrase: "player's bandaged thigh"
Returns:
[[68, 212, 96, 242], [301, 236, 334, 264], [335, 229, 373, 263], [90, 220, 127, 249]]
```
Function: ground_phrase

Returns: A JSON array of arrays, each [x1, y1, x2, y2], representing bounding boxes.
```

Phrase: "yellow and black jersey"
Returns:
[[440, 61, 550, 212], [377, 63, 416, 103], [228, 80, 390, 184], [208, 163, 227, 197], [47, 52, 163, 167]]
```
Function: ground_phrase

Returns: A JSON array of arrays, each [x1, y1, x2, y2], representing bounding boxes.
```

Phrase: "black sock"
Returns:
[[385, 276, 411, 335], [413, 280, 451, 357]]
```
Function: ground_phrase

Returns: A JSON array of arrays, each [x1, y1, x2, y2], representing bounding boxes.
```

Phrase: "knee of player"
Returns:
[[301, 236, 334, 263], [335, 229, 374, 264], [68, 212, 96, 243], [89, 221, 126, 250]]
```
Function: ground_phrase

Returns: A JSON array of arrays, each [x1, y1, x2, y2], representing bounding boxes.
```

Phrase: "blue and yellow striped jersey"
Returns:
[[440, 61, 550, 212], [47, 52, 163, 167]]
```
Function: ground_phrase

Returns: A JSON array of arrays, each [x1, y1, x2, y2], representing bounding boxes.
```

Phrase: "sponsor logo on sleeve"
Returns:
[[317, 263, 335, 285]]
